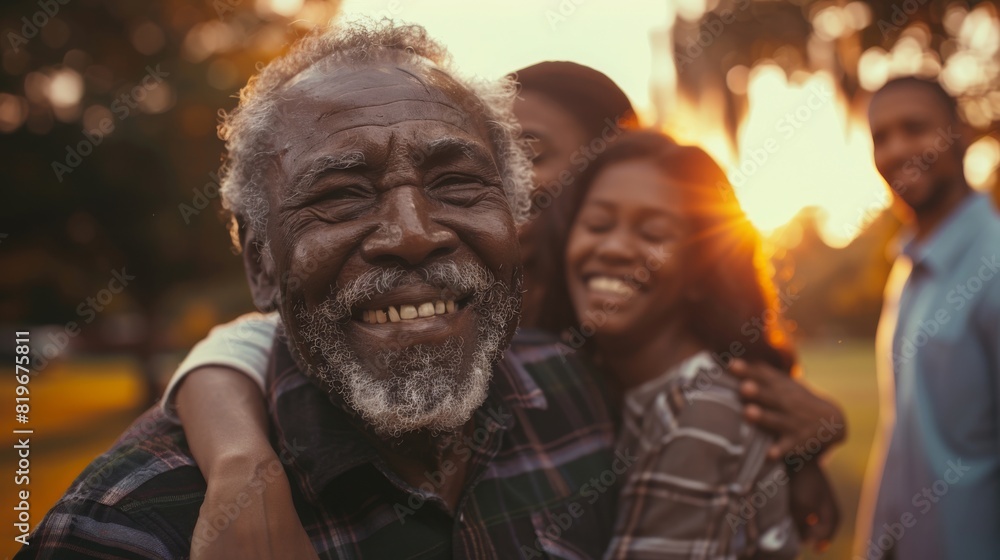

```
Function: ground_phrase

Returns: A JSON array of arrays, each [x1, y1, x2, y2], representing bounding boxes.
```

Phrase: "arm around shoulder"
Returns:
[[161, 311, 279, 421]]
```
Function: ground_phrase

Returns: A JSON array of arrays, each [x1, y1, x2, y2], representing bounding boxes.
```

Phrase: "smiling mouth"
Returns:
[[357, 298, 467, 324], [586, 276, 635, 298]]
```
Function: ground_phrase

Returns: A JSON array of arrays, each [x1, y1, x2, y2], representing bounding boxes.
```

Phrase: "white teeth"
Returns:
[[588, 276, 634, 296], [361, 299, 459, 324], [399, 304, 418, 320]]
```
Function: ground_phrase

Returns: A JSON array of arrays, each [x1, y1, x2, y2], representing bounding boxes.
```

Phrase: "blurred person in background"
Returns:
[[511, 61, 638, 333], [855, 76, 1000, 560]]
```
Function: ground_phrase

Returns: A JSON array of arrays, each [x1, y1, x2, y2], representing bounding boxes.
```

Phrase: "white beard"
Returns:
[[294, 261, 518, 437]]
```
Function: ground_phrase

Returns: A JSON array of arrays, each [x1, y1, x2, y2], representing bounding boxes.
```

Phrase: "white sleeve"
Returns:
[[160, 311, 280, 423]]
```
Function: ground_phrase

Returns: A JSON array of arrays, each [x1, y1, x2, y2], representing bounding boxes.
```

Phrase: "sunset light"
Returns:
[[336, 0, 998, 249], [722, 67, 889, 248], [5, 3, 1000, 559]]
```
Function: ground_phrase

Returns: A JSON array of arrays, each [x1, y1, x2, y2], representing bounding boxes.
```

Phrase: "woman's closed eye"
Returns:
[[579, 210, 615, 233], [639, 218, 678, 242]]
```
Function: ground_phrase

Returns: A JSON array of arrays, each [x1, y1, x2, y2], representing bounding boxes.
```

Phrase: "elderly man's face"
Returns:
[[257, 61, 521, 436]]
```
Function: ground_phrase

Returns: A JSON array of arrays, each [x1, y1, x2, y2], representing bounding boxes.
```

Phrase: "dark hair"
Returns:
[[510, 61, 638, 333], [514, 61, 638, 138], [874, 76, 959, 122], [556, 130, 796, 372], [511, 61, 639, 333]]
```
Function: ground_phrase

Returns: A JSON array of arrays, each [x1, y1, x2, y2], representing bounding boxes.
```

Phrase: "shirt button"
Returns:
[[459, 513, 465, 522]]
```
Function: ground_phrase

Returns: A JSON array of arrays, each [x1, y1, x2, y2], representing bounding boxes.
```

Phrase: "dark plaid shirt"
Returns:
[[17, 330, 619, 559]]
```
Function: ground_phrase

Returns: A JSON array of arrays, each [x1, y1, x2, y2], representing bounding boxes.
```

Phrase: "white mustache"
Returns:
[[332, 261, 495, 317]]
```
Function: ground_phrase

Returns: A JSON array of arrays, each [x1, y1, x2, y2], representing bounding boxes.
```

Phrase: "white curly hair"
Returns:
[[217, 18, 533, 248]]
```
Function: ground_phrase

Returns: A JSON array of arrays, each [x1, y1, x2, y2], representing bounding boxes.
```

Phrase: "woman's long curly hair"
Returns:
[[553, 130, 796, 372]]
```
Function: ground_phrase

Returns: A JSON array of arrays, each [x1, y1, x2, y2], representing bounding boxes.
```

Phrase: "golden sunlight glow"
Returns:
[[323, 1, 995, 249], [46, 68, 83, 109], [728, 66, 888, 247], [337, 0, 669, 118], [674, 0, 708, 22], [966, 136, 1000, 192], [664, 87, 734, 177], [858, 47, 891, 92], [941, 4, 1000, 96], [257, 0, 305, 18]]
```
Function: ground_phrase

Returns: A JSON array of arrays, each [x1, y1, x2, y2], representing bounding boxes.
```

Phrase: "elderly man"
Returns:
[[18, 21, 619, 559], [21, 19, 848, 559]]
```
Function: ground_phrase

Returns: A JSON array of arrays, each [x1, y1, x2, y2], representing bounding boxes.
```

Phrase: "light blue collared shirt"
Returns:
[[862, 194, 1000, 559]]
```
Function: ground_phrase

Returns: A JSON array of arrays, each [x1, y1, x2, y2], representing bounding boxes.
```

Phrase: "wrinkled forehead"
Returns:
[[278, 58, 482, 128]]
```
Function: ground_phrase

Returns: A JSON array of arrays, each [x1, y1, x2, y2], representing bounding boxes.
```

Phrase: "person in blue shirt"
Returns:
[[856, 76, 1000, 560]]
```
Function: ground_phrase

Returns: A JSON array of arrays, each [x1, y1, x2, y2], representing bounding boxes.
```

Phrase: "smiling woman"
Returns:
[[564, 131, 795, 376], [562, 130, 803, 558]]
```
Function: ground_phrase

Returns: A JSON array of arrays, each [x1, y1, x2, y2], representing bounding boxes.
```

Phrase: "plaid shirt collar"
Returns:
[[266, 330, 550, 505]]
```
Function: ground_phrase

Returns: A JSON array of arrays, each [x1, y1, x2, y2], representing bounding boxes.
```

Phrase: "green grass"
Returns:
[[797, 338, 880, 559]]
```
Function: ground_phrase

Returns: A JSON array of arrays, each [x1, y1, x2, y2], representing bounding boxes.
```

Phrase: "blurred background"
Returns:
[[1, 0, 998, 557]]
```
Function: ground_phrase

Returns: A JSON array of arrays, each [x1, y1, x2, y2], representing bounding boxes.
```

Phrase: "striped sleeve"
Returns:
[[15, 499, 176, 560], [605, 357, 799, 559]]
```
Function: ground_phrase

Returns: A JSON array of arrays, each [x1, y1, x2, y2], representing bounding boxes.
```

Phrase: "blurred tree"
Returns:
[[0, 0, 340, 399], [665, 0, 999, 339], [0, 0, 340, 348], [670, 0, 1000, 142]]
